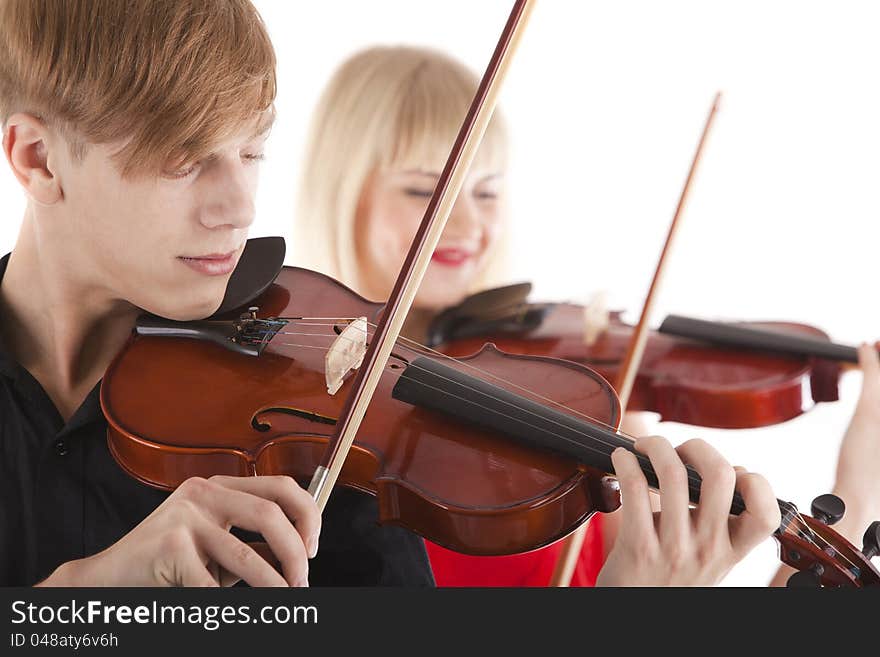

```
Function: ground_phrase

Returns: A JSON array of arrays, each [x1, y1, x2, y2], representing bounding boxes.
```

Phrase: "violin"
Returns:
[[427, 283, 860, 429], [101, 0, 879, 587], [101, 259, 880, 586]]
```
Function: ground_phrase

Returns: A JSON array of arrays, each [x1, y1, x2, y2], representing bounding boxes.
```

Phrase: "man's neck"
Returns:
[[0, 211, 140, 421]]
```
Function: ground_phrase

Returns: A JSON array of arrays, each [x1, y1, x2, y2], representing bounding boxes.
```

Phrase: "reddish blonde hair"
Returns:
[[0, 0, 276, 176]]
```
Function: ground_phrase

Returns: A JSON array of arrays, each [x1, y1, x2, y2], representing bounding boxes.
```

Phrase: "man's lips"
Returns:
[[177, 250, 240, 276], [431, 248, 476, 267]]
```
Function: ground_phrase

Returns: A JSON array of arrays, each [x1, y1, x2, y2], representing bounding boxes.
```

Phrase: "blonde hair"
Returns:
[[0, 0, 276, 177], [294, 45, 509, 297]]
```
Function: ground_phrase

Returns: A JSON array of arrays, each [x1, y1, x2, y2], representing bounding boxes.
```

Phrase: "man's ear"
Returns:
[[2, 113, 63, 205]]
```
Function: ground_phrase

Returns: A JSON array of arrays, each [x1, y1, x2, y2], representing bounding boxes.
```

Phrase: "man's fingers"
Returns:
[[728, 469, 781, 559], [676, 439, 736, 541], [182, 479, 310, 587], [635, 436, 691, 547], [176, 546, 220, 588], [611, 447, 656, 547], [194, 520, 290, 587], [209, 475, 321, 558], [213, 561, 241, 588]]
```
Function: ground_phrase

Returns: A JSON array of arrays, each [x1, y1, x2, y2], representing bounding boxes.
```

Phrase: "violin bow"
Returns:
[[307, 0, 536, 511], [549, 92, 723, 586]]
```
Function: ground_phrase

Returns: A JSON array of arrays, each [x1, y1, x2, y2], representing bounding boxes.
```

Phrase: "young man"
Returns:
[[0, 0, 780, 587], [0, 0, 434, 588]]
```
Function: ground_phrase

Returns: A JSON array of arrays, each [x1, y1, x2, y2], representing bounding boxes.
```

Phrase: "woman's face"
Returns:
[[354, 164, 504, 310]]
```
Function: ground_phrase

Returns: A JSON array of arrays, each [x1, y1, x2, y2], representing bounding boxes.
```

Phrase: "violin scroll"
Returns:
[[779, 494, 880, 587]]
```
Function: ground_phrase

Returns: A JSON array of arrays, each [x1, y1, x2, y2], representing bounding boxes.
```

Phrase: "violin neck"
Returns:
[[658, 314, 860, 363], [392, 356, 801, 525]]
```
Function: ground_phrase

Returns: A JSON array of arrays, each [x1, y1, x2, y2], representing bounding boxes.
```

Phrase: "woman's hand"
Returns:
[[596, 436, 780, 586], [832, 342, 880, 538]]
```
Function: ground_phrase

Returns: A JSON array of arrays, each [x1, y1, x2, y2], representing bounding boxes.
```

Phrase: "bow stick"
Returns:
[[307, 0, 536, 510], [549, 91, 723, 586]]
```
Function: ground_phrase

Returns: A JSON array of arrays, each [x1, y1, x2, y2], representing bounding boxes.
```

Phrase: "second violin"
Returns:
[[428, 285, 856, 429], [101, 262, 880, 586]]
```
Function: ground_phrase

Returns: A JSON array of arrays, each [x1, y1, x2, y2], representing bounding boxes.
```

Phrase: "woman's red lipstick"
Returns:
[[431, 248, 474, 267]]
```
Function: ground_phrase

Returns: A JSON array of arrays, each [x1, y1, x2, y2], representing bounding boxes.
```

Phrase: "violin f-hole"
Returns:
[[251, 407, 338, 432]]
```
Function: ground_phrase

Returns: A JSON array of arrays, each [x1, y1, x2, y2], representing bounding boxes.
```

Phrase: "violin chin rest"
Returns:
[[210, 236, 287, 317]]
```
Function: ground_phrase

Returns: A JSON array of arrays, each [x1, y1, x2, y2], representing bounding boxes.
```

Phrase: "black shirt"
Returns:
[[0, 254, 434, 586]]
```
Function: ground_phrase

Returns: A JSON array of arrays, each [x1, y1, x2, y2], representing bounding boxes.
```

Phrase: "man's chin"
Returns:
[[140, 291, 226, 321]]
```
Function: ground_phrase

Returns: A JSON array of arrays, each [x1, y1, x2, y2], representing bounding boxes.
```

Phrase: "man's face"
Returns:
[[51, 125, 267, 320]]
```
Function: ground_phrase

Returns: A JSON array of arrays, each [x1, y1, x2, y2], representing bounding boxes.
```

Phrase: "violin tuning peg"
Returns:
[[810, 493, 846, 526], [787, 569, 822, 588], [862, 521, 880, 560]]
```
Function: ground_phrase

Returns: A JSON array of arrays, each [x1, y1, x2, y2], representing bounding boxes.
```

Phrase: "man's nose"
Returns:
[[199, 159, 256, 230]]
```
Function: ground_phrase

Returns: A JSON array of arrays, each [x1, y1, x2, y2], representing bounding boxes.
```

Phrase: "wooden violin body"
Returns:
[[101, 265, 880, 586], [102, 267, 622, 556], [98, 0, 878, 583], [430, 287, 844, 429]]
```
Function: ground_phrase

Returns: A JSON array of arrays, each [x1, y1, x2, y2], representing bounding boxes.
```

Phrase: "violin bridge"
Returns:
[[325, 317, 368, 395], [582, 291, 609, 346]]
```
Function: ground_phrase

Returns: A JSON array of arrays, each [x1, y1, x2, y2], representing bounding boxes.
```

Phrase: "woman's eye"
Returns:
[[242, 152, 266, 164], [403, 188, 434, 198], [475, 190, 499, 200]]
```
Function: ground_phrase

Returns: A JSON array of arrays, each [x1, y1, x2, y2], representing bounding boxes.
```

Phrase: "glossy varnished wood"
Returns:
[[439, 304, 839, 429], [102, 267, 622, 555]]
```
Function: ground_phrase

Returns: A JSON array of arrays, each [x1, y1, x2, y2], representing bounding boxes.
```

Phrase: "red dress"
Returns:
[[425, 514, 606, 587]]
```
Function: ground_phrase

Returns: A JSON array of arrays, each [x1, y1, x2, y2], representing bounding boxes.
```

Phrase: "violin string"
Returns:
[[268, 337, 851, 572], [267, 322, 619, 430], [783, 511, 862, 578], [283, 300, 545, 325], [263, 319, 761, 480], [272, 316, 361, 322], [259, 320, 854, 571], [271, 317, 362, 325], [265, 339, 686, 485], [270, 327, 630, 445], [264, 318, 779, 480]]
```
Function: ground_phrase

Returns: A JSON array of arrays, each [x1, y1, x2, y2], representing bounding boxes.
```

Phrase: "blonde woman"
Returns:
[[293, 46, 880, 587], [294, 45, 655, 586]]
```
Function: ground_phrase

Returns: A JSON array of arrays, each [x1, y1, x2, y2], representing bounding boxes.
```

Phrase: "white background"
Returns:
[[2, 1, 878, 586]]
